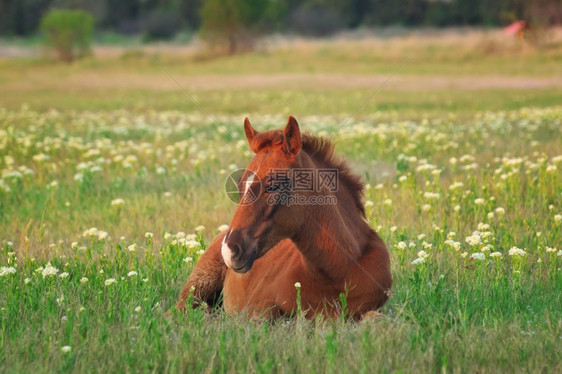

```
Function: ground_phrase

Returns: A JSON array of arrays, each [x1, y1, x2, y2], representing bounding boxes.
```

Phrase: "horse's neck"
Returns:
[[292, 175, 368, 281]]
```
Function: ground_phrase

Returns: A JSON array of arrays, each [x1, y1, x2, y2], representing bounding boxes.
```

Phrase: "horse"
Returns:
[[176, 116, 392, 321]]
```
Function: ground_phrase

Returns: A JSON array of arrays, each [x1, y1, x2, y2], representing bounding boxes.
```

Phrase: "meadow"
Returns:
[[1, 31, 562, 372]]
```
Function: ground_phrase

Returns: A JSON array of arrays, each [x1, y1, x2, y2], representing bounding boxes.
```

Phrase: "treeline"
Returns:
[[2, 0, 561, 38]]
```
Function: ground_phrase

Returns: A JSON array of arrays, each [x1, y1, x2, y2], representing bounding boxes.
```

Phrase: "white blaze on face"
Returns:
[[244, 173, 255, 196], [221, 234, 233, 268]]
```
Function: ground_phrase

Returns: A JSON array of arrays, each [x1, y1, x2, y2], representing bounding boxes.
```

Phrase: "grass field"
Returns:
[[1, 31, 562, 372]]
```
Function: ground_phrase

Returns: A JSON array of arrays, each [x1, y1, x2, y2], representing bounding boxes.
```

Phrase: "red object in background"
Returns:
[[504, 21, 528, 35]]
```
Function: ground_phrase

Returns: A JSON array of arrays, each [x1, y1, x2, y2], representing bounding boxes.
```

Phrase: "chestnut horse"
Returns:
[[176, 116, 392, 320]]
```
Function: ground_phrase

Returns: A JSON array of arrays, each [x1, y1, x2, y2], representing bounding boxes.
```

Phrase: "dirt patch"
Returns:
[[4, 72, 562, 92]]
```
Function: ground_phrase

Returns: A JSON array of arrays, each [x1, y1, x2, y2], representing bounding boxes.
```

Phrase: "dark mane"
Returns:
[[301, 133, 366, 217]]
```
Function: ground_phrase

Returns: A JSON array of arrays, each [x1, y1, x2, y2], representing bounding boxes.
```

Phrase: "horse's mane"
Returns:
[[301, 134, 366, 217]]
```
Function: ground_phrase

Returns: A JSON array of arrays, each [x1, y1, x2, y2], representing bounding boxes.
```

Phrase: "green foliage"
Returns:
[[144, 9, 182, 41], [199, 0, 284, 54], [2, 0, 562, 39], [40, 9, 94, 62], [290, 1, 346, 36]]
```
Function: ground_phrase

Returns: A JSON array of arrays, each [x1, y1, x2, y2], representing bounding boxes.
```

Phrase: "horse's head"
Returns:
[[221, 116, 310, 273]]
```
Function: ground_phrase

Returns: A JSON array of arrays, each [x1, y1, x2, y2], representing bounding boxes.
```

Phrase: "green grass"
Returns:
[[1, 106, 561, 372], [2, 86, 562, 117], [1, 35, 562, 372], [1, 32, 562, 117]]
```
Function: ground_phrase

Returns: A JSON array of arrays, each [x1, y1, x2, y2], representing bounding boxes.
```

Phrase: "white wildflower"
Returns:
[[445, 240, 461, 252], [32, 153, 50, 162], [477, 223, 490, 231], [42, 262, 59, 278], [449, 181, 464, 191], [474, 198, 485, 205], [97, 231, 109, 241], [416, 164, 436, 173], [481, 245, 492, 253], [111, 198, 125, 207], [471, 252, 486, 261], [0, 266, 16, 277], [465, 234, 481, 246], [83, 227, 99, 238], [508, 247, 527, 256], [423, 192, 440, 200]]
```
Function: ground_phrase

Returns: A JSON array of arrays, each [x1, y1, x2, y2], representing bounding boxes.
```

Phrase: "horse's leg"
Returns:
[[176, 232, 228, 312]]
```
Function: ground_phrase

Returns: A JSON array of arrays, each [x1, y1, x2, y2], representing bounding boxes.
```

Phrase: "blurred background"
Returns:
[[0, 0, 561, 118], [2, 0, 562, 44]]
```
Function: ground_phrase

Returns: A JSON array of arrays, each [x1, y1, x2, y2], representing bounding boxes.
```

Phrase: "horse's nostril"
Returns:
[[230, 243, 241, 256]]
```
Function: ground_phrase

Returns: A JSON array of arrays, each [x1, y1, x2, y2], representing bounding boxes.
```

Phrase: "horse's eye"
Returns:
[[267, 183, 281, 192]]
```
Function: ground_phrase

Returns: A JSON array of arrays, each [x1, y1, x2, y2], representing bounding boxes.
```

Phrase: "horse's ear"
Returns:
[[283, 116, 302, 156], [244, 117, 259, 152], [244, 117, 257, 142]]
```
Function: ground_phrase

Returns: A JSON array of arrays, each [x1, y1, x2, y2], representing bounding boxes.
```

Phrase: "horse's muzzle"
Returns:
[[230, 247, 257, 273], [221, 231, 258, 273]]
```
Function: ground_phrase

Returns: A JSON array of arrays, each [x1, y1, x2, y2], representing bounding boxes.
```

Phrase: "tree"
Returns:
[[199, 0, 283, 54], [40, 9, 94, 62]]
